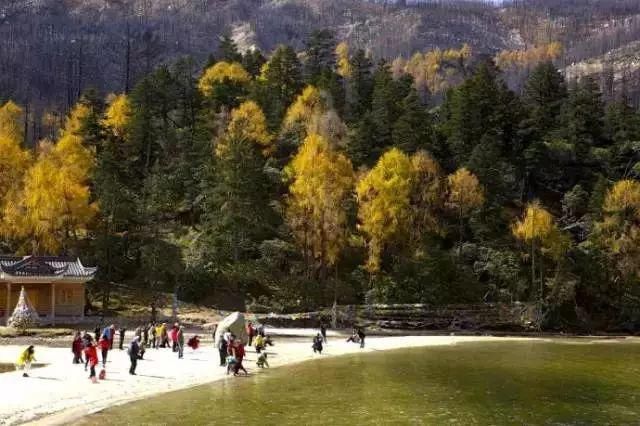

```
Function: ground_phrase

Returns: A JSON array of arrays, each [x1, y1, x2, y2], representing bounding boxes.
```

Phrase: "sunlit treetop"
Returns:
[[198, 61, 251, 96]]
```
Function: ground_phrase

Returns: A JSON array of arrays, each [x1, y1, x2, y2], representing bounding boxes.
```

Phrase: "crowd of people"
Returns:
[[15, 319, 365, 383]]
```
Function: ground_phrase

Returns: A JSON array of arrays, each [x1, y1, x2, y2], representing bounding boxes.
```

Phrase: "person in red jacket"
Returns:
[[72, 331, 84, 364], [84, 339, 99, 382], [231, 340, 247, 376], [170, 323, 179, 352], [246, 321, 255, 346], [99, 336, 110, 368]]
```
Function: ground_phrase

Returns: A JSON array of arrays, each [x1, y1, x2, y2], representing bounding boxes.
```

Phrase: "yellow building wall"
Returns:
[[5, 282, 84, 318]]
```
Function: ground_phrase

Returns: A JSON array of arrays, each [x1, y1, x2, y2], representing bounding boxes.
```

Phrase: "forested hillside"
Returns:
[[2, 29, 640, 330]]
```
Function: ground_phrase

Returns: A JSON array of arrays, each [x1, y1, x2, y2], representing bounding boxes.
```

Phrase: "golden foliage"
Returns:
[[410, 151, 444, 237], [0, 101, 32, 204], [603, 179, 640, 217], [357, 148, 414, 272], [446, 168, 484, 216], [286, 133, 355, 269], [512, 200, 569, 260], [2, 103, 97, 253], [103, 93, 132, 138], [336, 41, 352, 78], [512, 201, 555, 243], [396, 44, 472, 95], [198, 61, 251, 96], [218, 101, 273, 157], [495, 42, 563, 69], [596, 180, 640, 282], [283, 85, 327, 130]]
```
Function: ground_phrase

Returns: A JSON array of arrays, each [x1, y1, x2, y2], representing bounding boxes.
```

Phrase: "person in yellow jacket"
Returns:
[[16, 345, 36, 377]]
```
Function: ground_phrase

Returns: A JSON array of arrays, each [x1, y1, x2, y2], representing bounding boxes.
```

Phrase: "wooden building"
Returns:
[[0, 256, 97, 326]]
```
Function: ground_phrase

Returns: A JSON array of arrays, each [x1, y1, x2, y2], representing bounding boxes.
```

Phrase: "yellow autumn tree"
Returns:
[[217, 100, 273, 157], [102, 93, 132, 138], [512, 201, 569, 303], [4, 103, 97, 253], [410, 151, 444, 245], [595, 179, 640, 283], [283, 85, 327, 133], [446, 168, 484, 253], [286, 133, 354, 278], [357, 148, 414, 272], [0, 101, 31, 205], [336, 41, 352, 78], [198, 61, 251, 97]]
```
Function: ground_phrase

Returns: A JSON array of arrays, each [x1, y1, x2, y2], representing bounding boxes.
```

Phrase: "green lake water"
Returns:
[[82, 340, 640, 425]]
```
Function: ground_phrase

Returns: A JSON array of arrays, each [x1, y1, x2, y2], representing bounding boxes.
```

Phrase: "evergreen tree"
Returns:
[[242, 49, 266, 78], [253, 45, 303, 129], [392, 89, 434, 154], [345, 49, 373, 123], [217, 35, 243, 63], [303, 29, 337, 84], [521, 61, 567, 142]]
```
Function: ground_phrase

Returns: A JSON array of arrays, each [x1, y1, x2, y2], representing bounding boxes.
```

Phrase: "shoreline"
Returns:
[[1, 332, 637, 425]]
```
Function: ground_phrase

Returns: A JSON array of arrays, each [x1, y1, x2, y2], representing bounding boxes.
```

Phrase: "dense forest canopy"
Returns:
[[2, 1, 640, 330], [2, 32, 640, 330]]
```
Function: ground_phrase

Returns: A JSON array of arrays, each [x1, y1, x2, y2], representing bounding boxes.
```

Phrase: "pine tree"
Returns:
[[254, 45, 303, 129], [392, 89, 434, 154], [345, 49, 373, 123], [304, 29, 337, 84], [522, 61, 567, 141], [217, 35, 243, 63]]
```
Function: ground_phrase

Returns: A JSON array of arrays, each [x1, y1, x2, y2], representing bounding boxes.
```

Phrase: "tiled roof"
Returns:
[[0, 256, 97, 278]]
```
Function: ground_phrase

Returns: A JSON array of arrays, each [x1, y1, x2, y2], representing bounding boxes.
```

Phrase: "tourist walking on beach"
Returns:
[[72, 331, 84, 364], [84, 340, 99, 383], [143, 323, 150, 346], [176, 326, 185, 359], [102, 324, 115, 349], [320, 323, 327, 344], [230, 340, 247, 376], [246, 321, 255, 346], [150, 323, 157, 349], [128, 336, 141, 375], [160, 323, 169, 348], [312, 333, 323, 354], [218, 334, 228, 366], [118, 326, 126, 350], [170, 323, 179, 352], [99, 334, 110, 367], [357, 327, 366, 349], [16, 346, 35, 377], [254, 334, 265, 353]]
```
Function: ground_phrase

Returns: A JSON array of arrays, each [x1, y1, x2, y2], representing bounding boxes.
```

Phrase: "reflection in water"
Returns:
[[82, 340, 640, 425]]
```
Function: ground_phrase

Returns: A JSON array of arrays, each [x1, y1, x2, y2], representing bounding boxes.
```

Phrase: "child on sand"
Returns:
[[16, 346, 35, 377], [256, 353, 269, 368], [254, 334, 265, 353]]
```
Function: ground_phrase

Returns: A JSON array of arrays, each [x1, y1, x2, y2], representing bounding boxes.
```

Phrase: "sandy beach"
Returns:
[[0, 330, 535, 426]]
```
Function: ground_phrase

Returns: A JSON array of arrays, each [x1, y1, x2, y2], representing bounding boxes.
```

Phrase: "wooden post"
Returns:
[[5, 283, 10, 326], [80, 283, 85, 320], [51, 283, 56, 326]]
